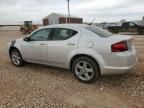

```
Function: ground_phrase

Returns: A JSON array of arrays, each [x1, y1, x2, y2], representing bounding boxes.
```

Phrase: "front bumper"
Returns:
[[6, 42, 11, 56]]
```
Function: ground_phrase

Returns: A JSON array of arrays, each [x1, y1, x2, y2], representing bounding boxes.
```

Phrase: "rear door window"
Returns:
[[51, 28, 78, 40]]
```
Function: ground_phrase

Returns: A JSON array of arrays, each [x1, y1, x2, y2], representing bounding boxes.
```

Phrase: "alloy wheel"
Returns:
[[75, 61, 94, 81], [11, 51, 21, 65]]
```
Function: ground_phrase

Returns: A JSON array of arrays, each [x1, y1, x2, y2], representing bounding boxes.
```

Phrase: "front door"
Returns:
[[21, 28, 51, 63]]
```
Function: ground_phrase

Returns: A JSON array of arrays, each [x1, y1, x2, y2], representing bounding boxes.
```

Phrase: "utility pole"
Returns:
[[67, 0, 70, 23]]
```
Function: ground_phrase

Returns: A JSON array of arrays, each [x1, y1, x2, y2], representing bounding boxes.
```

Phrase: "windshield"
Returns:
[[85, 25, 113, 37]]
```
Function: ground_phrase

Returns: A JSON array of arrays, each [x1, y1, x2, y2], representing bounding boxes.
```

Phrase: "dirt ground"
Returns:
[[0, 29, 144, 108]]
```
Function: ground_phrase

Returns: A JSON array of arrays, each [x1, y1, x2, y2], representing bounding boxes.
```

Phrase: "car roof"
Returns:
[[40, 24, 89, 29]]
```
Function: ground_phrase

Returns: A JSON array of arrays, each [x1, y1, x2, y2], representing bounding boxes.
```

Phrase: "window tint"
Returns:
[[29, 28, 51, 41], [52, 28, 78, 40], [86, 25, 113, 37]]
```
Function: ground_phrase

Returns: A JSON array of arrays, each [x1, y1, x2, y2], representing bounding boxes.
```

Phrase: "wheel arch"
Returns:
[[9, 46, 22, 57], [69, 54, 101, 75], [9, 46, 25, 66]]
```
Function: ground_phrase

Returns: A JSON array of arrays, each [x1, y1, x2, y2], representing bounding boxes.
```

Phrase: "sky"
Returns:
[[0, 0, 144, 24]]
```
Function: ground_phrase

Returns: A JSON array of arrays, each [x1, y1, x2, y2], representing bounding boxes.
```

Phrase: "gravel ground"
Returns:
[[0, 30, 144, 108]]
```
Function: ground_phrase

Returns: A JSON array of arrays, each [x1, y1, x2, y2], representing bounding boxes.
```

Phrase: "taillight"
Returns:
[[111, 41, 128, 52]]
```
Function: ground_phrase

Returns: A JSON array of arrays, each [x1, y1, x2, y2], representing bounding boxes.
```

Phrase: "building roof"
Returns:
[[43, 12, 82, 19]]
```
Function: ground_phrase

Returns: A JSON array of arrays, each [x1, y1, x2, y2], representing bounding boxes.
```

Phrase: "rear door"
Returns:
[[47, 28, 80, 65]]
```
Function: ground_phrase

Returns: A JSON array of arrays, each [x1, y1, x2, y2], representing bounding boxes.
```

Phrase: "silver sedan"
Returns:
[[7, 24, 137, 83]]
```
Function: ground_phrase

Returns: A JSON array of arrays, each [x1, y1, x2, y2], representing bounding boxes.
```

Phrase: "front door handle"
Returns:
[[40, 43, 46, 45], [67, 42, 76, 46]]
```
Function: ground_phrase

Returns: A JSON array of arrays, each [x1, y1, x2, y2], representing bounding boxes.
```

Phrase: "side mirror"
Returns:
[[23, 37, 30, 42]]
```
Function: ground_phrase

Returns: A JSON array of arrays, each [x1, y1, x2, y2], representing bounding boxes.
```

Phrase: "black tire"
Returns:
[[72, 56, 100, 83], [10, 49, 24, 67]]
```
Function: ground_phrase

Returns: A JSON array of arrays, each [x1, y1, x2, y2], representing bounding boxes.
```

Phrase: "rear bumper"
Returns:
[[100, 47, 137, 75], [101, 63, 136, 75]]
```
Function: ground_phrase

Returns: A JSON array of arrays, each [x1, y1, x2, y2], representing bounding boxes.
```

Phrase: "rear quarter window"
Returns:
[[85, 26, 113, 37]]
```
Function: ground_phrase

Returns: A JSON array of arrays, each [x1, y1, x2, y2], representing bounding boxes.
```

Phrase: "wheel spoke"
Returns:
[[77, 64, 84, 70], [16, 55, 20, 60], [12, 54, 16, 58], [83, 62, 87, 69], [78, 70, 84, 76], [16, 60, 20, 64], [86, 68, 93, 73], [84, 73, 90, 80]]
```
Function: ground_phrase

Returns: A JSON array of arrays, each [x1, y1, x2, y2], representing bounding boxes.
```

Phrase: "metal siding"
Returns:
[[59, 17, 83, 24], [43, 19, 49, 26]]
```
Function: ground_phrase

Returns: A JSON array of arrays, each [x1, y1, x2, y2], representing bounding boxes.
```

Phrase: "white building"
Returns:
[[43, 13, 83, 26]]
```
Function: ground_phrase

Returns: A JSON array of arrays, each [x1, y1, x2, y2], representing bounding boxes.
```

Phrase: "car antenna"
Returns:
[[88, 18, 95, 26]]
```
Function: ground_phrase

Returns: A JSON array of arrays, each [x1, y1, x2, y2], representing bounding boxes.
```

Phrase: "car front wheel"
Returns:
[[72, 57, 99, 83], [10, 49, 24, 67]]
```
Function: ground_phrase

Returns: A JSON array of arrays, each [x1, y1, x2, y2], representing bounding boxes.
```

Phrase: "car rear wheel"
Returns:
[[72, 57, 99, 83], [10, 49, 24, 67]]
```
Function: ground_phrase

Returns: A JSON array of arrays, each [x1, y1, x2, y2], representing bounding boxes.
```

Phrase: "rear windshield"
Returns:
[[85, 25, 113, 37]]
